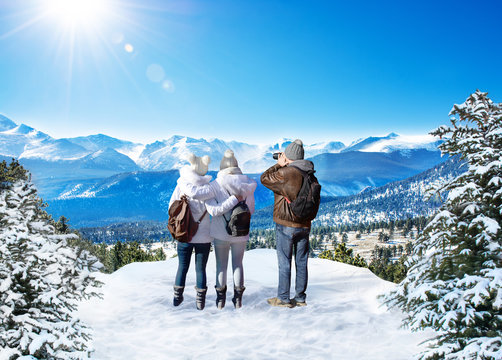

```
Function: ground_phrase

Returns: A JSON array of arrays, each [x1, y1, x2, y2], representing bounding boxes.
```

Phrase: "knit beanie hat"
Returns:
[[187, 153, 210, 176], [220, 149, 239, 170], [284, 139, 304, 160]]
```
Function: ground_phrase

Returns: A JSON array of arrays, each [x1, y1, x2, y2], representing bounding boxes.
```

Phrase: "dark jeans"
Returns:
[[275, 223, 310, 303], [174, 242, 211, 289]]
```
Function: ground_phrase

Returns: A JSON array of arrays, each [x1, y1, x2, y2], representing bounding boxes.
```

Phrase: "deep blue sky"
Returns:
[[0, 0, 501, 145]]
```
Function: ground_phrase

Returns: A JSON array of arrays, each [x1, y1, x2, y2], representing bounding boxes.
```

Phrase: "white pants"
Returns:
[[214, 239, 246, 288]]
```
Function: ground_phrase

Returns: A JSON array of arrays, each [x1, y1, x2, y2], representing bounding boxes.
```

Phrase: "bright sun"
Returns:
[[46, 0, 111, 28]]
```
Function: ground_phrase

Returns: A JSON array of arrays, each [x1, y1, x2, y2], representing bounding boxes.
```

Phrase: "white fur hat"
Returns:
[[187, 153, 210, 176], [220, 149, 239, 170]]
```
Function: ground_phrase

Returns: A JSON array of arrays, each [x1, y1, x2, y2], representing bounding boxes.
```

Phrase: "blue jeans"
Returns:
[[174, 242, 211, 289], [275, 223, 310, 303]]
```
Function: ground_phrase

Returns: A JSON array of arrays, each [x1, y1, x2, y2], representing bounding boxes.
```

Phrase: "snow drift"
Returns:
[[79, 249, 433, 360]]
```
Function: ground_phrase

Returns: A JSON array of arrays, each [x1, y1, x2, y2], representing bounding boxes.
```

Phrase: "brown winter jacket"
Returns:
[[260, 162, 313, 228]]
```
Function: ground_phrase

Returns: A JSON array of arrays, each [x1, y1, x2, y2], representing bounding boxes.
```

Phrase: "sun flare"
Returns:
[[45, 0, 111, 28]]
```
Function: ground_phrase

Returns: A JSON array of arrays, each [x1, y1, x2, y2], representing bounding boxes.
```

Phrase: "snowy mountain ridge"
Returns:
[[0, 114, 443, 173]]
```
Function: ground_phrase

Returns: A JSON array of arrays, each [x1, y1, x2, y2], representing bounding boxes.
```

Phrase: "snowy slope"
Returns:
[[0, 115, 442, 175], [0, 123, 52, 158], [65, 134, 145, 162], [344, 133, 442, 154], [136, 136, 270, 172], [314, 156, 464, 226], [136, 137, 348, 173], [0, 114, 18, 131], [78, 249, 433, 360]]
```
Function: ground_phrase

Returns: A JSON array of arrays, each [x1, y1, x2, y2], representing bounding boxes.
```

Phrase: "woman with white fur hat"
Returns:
[[206, 149, 257, 309], [169, 153, 239, 310]]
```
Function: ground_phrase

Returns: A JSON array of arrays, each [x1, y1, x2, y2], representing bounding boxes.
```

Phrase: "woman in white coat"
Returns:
[[207, 150, 257, 309], [169, 153, 238, 310]]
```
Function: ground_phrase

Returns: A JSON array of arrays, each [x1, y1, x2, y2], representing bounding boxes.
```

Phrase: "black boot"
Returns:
[[195, 287, 207, 310], [173, 285, 184, 307], [215, 285, 227, 310], [232, 286, 246, 309]]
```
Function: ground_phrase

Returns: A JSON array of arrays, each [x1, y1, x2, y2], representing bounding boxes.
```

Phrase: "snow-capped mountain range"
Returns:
[[1, 114, 449, 227], [0, 114, 441, 174]]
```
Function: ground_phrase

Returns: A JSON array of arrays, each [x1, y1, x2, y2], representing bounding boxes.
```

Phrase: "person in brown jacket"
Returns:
[[260, 139, 314, 308]]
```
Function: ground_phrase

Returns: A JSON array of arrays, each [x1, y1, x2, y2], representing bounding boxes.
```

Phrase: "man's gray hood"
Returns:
[[288, 159, 314, 172]]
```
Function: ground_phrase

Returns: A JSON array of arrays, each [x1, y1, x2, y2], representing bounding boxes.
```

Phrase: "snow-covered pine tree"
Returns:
[[384, 90, 502, 359], [0, 161, 101, 360]]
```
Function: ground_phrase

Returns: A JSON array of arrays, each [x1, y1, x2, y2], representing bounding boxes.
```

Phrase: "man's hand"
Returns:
[[278, 152, 289, 167]]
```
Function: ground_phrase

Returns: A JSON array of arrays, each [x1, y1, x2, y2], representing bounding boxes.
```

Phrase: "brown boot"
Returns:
[[267, 297, 294, 308]]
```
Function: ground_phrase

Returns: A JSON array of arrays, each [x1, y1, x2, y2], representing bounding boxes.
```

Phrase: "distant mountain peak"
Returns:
[[386, 132, 399, 138], [5, 123, 36, 135], [0, 114, 17, 132]]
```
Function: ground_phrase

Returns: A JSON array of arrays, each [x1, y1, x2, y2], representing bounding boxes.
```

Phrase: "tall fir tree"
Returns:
[[384, 91, 502, 359], [0, 161, 101, 359]]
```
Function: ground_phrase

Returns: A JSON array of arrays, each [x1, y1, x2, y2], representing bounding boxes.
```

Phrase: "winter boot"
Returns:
[[195, 287, 207, 310], [215, 285, 227, 310], [173, 285, 184, 307], [232, 286, 246, 309]]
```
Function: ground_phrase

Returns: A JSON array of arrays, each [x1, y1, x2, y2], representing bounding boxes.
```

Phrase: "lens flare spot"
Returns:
[[124, 43, 134, 53], [162, 80, 175, 92], [146, 64, 165, 83]]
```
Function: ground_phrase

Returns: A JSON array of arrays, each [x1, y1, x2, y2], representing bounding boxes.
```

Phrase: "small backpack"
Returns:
[[288, 166, 321, 221], [223, 200, 251, 237], [168, 195, 207, 243]]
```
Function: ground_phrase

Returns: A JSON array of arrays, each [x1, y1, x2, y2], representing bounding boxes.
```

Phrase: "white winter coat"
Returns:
[[207, 167, 257, 243], [169, 166, 238, 244]]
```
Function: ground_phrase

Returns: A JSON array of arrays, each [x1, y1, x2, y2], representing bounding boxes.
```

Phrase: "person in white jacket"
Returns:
[[207, 150, 257, 309], [169, 153, 238, 310]]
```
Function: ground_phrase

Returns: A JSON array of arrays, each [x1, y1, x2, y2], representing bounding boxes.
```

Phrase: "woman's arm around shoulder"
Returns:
[[205, 195, 239, 217], [178, 181, 215, 201]]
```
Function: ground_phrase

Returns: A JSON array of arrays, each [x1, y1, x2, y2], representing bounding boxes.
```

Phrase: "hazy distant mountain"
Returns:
[[342, 133, 399, 152], [313, 149, 446, 196], [0, 114, 444, 174], [0, 123, 52, 158], [343, 132, 442, 154], [65, 134, 145, 162], [137, 136, 231, 171], [0, 114, 17, 131], [313, 156, 465, 226]]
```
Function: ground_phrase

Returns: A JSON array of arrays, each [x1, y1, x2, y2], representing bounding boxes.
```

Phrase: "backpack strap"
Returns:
[[288, 165, 315, 176], [182, 194, 207, 223], [197, 210, 208, 223], [219, 184, 245, 224], [284, 165, 312, 202]]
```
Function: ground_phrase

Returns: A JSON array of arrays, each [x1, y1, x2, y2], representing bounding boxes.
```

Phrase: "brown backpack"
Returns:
[[168, 195, 207, 243]]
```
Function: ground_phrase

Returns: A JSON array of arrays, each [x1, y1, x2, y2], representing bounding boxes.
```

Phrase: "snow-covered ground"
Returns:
[[79, 249, 434, 360]]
